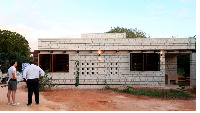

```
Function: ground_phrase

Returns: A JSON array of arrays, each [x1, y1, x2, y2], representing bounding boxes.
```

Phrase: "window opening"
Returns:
[[39, 54, 69, 72], [130, 53, 160, 71]]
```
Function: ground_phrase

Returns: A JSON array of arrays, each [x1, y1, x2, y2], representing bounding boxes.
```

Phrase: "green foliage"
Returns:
[[177, 68, 185, 76], [0, 29, 30, 57], [39, 70, 57, 91], [187, 88, 196, 94], [106, 26, 150, 38], [177, 82, 187, 90], [177, 55, 190, 77], [122, 86, 133, 92], [108, 86, 192, 100], [0, 29, 31, 73], [0, 51, 29, 72], [75, 61, 79, 87], [104, 79, 110, 89]]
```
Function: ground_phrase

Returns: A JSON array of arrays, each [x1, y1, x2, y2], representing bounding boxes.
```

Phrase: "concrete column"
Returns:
[[190, 53, 196, 87], [160, 52, 165, 86], [165, 54, 178, 75]]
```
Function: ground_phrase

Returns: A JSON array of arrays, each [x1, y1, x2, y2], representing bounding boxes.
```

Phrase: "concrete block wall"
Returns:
[[38, 34, 195, 87], [48, 53, 78, 84], [190, 53, 196, 87], [165, 54, 178, 75], [48, 52, 165, 86], [38, 38, 196, 50]]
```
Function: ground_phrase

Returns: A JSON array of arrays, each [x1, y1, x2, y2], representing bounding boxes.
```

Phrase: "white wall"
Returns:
[[48, 52, 165, 86], [38, 38, 195, 50], [165, 54, 178, 75], [38, 34, 195, 87]]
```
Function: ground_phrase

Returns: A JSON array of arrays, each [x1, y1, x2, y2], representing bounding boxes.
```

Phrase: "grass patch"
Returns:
[[107, 86, 193, 100], [188, 89, 196, 94], [177, 68, 185, 76]]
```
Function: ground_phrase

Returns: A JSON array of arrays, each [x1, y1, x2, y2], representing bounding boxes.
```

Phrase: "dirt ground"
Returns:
[[0, 82, 196, 111]]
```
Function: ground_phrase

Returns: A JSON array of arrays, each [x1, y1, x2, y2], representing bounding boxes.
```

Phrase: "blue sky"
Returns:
[[0, 0, 196, 51]]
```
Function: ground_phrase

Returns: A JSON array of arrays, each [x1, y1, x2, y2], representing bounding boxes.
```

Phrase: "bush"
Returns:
[[75, 61, 79, 87], [122, 86, 133, 92], [177, 82, 187, 90], [39, 70, 57, 91], [108, 86, 192, 100], [104, 80, 110, 89]]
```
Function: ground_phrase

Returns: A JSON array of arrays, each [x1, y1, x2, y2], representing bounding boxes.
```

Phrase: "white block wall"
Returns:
[[48, 52, 166, 86], [38, 38, 195, 50], [165, 54, 178, 75], [38, 34, 195, 86], [190, 53, 196, 86]]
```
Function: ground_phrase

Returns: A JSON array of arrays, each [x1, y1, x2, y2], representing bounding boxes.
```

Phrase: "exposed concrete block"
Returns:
[[37, 36, 196, 87]]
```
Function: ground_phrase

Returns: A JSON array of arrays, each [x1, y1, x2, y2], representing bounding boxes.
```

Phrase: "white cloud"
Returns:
[[147, 3, 164, 9], [32, 4, 39, 8], [1, 12, 110, 51], [36, 19, 110, 38], [179, 0, 196, 2], [150, 11, 161, 15], [172, 8, 195, 21], [0, 0, 194, 53]]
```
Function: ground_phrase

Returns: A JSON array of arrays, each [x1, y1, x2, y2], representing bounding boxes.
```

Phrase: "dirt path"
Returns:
[[42, 88, 196, 111], [0, 82, 67, 111], [0, 82, 196, 111]]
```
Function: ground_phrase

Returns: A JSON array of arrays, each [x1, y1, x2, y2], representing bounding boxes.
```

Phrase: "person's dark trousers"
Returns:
[[27, 79, 39, 104]]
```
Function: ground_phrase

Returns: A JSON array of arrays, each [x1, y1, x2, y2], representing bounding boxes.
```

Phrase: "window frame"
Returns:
[[39, 54, 69, 72], [130, 53, 160, 71]]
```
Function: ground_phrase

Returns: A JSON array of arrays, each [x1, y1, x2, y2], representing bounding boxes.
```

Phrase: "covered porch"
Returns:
[[164, 50, 196, 87]]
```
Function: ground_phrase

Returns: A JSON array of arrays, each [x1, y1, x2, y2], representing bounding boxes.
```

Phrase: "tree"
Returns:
[[106, 26, 150, 38], [0, 29, 31, 72], [0, 51, 29, 72], [0, 29, 30, 57]]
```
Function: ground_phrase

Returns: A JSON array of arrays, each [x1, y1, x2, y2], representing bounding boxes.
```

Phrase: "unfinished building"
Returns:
[[32, 33, 196, 88]]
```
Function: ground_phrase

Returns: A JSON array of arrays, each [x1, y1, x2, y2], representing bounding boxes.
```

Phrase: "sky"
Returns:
[[0, 0, 197, 51]]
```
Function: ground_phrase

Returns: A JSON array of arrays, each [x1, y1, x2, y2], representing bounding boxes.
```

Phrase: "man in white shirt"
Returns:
[[7, 61, 20, 106], [23, 60, 44, 106]]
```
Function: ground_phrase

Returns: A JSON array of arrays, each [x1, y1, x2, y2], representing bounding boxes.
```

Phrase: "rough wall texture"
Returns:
[[38, 38, 195, 50], [190, 53, 196, 87], [38, 33, 195, 87], [165, 54, 178, 75], [48, 52, 165, 86]]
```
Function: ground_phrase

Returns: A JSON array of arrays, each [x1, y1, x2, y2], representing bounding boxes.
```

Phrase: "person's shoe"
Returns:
[[12, 103, 20, 106], [7, 101, 12, 105], [35, 102, 39, 105], [27, 103, 32, 106]]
